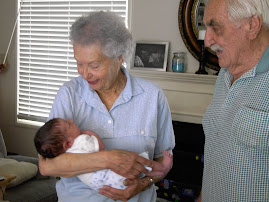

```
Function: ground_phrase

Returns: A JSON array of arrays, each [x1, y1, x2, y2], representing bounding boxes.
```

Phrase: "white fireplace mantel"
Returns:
[[129, 69, 217, 124]]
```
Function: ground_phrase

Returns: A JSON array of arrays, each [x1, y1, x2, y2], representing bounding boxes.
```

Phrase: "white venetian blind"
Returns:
[[17, 0, 128, 123]]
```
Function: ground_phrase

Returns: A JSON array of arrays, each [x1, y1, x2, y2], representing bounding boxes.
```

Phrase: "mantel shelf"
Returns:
[[128, 68, 217, 124], [129, 69, 217, 85]]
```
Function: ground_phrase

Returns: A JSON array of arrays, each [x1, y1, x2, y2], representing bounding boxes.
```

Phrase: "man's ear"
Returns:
[[63, 139, 74, 150], [247, 15, 262, 40]]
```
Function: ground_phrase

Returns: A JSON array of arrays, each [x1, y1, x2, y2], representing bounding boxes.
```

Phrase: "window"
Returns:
[[17, 0, 129, 124]]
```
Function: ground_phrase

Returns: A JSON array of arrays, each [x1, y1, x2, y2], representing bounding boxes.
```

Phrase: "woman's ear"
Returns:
[[247, 15, 262, 40]]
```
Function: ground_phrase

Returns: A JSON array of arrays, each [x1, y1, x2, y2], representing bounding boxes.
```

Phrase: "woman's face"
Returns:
[[73, 42, 123, 93]]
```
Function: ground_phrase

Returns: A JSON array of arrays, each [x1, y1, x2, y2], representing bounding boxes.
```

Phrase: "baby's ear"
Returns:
[[63, 139, 74, 149]]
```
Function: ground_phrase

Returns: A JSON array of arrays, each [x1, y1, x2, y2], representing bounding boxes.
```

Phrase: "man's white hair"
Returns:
[[204, 0, 269, 29]]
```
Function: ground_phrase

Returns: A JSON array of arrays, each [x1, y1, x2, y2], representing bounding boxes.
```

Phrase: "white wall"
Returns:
[[130, 0, 199, 72], [0, 0, 214, 157]]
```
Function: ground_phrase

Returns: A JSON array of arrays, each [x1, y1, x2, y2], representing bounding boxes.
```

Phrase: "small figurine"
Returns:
[[196, 30, 208, 75]]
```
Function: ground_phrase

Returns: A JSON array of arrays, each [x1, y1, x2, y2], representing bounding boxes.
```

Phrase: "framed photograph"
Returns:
[[132, 41, 169, 71]]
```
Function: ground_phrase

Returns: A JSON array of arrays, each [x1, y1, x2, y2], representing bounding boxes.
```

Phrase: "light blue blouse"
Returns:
[[48, 67, 175, 202], [202, 46, 269, 201]]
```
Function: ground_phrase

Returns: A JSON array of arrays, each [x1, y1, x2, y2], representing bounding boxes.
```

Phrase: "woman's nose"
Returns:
[[82, 68, 90, 80], [78, 66, 92, 80]]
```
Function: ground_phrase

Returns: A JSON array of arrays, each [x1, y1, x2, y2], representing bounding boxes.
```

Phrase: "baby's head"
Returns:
[[34, 118, 80, 158]]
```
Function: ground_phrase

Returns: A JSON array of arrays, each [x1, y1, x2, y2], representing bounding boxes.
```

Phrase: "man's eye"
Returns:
[[212, 27, 221, 34]]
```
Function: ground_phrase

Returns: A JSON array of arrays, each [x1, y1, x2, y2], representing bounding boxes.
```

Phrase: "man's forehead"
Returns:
[[206, 19, 220, 27], [204, 0, 227, 25]]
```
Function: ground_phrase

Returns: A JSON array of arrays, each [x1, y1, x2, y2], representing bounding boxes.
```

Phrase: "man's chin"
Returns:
[[218, 59, 227, 69]]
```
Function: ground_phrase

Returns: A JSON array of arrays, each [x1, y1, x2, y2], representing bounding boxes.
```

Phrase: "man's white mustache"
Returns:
[[210, 44, 223, 53]]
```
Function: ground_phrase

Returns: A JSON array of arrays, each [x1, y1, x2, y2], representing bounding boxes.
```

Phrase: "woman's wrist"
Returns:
[[101, 150, 112, 169]]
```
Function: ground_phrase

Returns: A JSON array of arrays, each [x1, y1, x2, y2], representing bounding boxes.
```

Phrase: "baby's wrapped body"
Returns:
[[67, 134, 152, 191], [79, 152, 151, 191], [88, 168, 128, 190]]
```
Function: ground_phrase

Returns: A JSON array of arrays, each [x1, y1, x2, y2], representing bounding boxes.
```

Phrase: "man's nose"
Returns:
[[204, 29, 215, 48]]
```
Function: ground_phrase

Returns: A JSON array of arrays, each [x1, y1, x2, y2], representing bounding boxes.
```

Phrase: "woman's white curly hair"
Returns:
[[70, 11, 133, 63]]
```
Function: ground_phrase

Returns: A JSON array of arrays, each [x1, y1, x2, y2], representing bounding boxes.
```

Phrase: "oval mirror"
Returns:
[[178, 0, 220, 71]]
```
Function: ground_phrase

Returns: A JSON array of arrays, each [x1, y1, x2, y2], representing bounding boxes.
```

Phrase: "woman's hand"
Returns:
[[98, 177, 149, 201], [106, 149, 154, 179]]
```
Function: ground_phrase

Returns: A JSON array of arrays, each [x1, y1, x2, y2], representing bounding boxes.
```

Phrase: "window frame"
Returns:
[[16, 0, 131, 127]]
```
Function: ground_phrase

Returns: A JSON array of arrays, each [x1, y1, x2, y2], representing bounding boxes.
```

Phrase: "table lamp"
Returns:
[[195, 30, 208, 74]]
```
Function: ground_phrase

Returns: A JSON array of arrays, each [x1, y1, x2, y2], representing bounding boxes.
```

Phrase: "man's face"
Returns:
[[203, 0, 249, 70]]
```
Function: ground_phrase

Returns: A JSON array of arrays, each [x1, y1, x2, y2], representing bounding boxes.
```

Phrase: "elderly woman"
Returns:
[[39, 11, 175, 202]]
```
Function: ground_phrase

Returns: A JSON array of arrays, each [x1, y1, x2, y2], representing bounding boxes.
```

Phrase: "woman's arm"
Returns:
[[39, 149, 154, 178], [39, 151, 108, 177]]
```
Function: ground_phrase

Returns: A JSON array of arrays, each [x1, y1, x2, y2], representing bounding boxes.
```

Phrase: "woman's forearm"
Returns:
[[39, 151, 109, 177], [39, 149, 155, 180]]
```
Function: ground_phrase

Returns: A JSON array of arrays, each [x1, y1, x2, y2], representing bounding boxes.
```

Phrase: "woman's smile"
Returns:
[[88, 79, 99, 85]]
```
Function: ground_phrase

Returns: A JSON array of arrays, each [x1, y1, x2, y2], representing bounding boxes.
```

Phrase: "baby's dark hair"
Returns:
[[34, 118, 67, 158]]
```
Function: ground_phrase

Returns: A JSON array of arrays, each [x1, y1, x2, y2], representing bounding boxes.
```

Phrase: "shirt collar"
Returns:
[[256, 45, 269, 74], [223, 45, 269, 83], [79, 66, 143, 100], [120, 66, 143, 99]]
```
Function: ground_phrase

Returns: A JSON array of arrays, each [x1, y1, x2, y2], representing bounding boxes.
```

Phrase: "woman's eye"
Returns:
[[88, 64, 99, 69]]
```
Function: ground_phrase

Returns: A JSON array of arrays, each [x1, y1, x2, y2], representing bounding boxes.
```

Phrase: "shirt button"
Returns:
[[108, 120, 112, 124], [141, 130, 145, 135]]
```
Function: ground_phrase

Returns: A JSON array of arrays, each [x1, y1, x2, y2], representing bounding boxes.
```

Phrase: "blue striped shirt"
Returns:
[[202, 46, 269, 201], [48, 67, 175, 202]]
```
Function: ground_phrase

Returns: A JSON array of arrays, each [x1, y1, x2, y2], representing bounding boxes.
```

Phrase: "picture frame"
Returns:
[[131, 41, 169, 71]]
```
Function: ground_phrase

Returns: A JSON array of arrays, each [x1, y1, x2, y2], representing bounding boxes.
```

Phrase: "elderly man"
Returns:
[[199, 0, 269, 201]]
